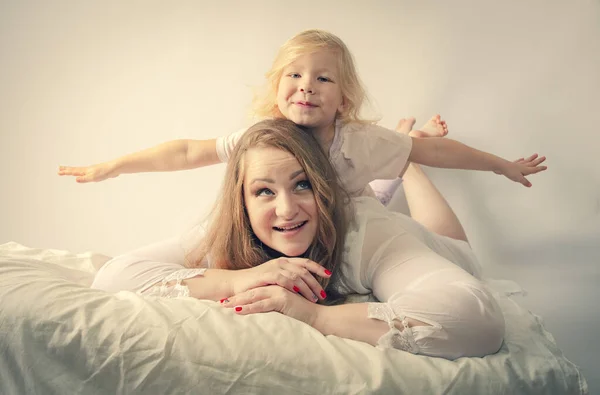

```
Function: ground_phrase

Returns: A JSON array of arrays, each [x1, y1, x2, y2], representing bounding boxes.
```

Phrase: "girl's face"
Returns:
[[243, 146, 318, 257], [276, 50, 345, 133]]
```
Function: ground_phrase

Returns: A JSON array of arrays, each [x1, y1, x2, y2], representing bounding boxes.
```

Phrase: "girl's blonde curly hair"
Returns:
[[252, 29, 372, 124]]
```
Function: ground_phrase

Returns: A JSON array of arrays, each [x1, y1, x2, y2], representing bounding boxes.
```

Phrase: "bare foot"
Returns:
[[396, 117, 416, 135], [412, 114, 448, 138]]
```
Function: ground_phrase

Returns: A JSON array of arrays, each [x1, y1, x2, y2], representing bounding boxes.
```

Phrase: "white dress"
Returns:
[[91, 197, 503, 360], [216, 120, 412, 199]]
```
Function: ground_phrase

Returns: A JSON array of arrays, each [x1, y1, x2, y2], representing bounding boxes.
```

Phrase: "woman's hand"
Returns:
[[58, 161, 118, 183], [496, 154, 547, 187], [222, 285, 323, 327], [231, 257, 331, 303]]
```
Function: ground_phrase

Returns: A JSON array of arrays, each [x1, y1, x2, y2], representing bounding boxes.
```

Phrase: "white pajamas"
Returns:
[[216, 120, 412, 199], [92, 197, 503, 360]]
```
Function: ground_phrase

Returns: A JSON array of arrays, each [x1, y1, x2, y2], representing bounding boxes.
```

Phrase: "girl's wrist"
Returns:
[[108, 158, 122, 176]]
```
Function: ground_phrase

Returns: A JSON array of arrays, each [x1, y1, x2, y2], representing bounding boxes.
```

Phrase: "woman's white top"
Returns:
[[92, 197, 502, 359]]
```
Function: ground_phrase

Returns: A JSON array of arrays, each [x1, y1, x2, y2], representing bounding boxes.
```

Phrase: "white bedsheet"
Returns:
[[0, 242, 588, 394]]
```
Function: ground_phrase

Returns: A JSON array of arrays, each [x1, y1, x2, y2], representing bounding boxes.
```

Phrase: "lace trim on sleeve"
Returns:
[[140, 268, 207, 298], [367, 302, 420, 353]]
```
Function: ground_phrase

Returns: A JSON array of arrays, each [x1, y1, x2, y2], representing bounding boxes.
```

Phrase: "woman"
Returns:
[[92, 119, 517, 359]]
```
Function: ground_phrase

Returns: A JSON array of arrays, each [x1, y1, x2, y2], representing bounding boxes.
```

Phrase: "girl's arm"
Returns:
[[408, 137, 547, 187], [58, 138, 220, 183], [117, 138, 220, 174]]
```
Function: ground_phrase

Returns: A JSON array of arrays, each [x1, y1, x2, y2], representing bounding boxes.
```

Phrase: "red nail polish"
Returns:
[[293, 286, 300, 293], [235, 306, 242, 312], [324, 269, 332, 276], [320, 290, 327, 299], [220, 298, 227, 303]]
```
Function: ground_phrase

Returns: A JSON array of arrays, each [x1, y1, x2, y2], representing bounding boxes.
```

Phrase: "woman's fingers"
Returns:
[[284, 257, 332, 278], [280, 258, 330, 301], [243, 257, 332, 302], [267, 271, 319, 302], [223, 286, 285, 315]]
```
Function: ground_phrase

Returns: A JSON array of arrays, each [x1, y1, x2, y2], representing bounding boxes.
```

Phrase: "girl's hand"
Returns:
[[231, 257, 331, 303], [222, 285, 322, 327], [496, 154, 547, 187], [57, 161, 118, 183]]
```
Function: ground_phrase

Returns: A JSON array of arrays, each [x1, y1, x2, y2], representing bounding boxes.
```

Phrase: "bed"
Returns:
[[0, 241, 588, 394]]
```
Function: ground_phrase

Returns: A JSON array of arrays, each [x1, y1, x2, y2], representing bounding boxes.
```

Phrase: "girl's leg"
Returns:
[[398, 116, 468, 243], [401, 162, 469, 243], [369, 116, 448, 206]]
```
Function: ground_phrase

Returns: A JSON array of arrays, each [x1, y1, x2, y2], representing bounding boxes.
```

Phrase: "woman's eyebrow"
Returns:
[[290, 170, 305, 180], [249, 170, 305, 185], [250, 177, 274, 185]]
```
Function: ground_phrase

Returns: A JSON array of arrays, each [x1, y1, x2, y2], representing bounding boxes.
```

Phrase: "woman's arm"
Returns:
[[93, 247, 331, 303], [312, 303, 418, 346], [223, 287, 426, 347], [58, 139, 220, 183]]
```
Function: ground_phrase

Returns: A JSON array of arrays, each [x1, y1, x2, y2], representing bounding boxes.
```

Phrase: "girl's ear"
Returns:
[[337, 97, 347, 117]]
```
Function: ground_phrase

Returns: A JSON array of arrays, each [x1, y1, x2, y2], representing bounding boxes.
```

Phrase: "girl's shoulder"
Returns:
[[338, 121, 409, 146], [339, 120, 395, 136]]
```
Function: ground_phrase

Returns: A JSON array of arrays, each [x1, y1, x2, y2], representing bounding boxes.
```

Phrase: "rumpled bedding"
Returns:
[[0, 242, 588, 394]]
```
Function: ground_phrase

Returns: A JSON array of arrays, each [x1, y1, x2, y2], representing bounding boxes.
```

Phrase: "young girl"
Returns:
[[58, 29, 546, 203]]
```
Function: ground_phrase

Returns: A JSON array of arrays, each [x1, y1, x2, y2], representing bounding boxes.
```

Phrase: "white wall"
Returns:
[[1, 0, 598, 390]]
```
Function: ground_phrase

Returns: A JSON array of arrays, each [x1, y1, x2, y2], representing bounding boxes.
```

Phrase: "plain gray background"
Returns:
[[1, 0, 598, 391]]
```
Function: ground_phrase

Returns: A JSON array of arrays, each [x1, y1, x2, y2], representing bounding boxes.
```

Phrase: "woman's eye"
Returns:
[[295, 180, 312, 191], [256, 188, 274, 197]]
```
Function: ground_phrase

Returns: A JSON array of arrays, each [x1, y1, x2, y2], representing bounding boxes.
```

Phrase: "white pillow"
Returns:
[[0, 242, 588, 394]]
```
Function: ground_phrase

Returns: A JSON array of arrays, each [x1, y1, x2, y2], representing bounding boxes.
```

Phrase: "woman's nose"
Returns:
[[275, 194, 299, 219]]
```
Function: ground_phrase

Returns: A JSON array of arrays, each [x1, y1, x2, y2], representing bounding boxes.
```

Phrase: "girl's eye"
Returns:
[[289, 73, 301, 78], [317, 76, 332, 82], [295, 180, 312, 191], [255, 188, 274, 197]]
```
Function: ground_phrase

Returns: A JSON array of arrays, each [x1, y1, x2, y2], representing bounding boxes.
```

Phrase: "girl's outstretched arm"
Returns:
[[58, 138, 220, 183], [408, 137, 547, 187]]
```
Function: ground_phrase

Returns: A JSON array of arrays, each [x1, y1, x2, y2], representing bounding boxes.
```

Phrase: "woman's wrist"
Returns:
[[182, 268, 239, 301], [311, 303, 330, 334]]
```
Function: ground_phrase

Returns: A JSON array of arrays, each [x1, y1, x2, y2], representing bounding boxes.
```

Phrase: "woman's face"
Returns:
[[243, 146, 318, 257]]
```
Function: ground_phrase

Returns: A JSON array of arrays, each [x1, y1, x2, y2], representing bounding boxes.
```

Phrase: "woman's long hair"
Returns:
[[186, 118, 352, 290]]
